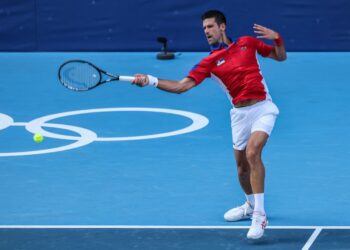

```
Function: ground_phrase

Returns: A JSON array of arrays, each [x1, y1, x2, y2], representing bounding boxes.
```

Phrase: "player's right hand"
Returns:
[[132, 74, 149, 87]]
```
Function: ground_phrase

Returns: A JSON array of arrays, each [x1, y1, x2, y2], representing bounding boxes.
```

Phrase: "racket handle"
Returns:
[[119, 76, 135, 82]]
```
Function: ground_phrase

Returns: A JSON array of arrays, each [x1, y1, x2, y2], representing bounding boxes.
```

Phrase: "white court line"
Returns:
[[302, 227, 322, 250], [0, 225, 349, 229]]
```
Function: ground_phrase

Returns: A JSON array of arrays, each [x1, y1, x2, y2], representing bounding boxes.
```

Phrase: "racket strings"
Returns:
[[60, 62, 100, 90]]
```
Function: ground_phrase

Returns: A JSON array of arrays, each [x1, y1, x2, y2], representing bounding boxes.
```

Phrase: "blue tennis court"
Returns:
[[1, 52, 350, 249]]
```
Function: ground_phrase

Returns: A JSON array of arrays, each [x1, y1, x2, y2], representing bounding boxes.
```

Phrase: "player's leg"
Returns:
[[224, 108, 254, 221], [224, 150, 255, 222], [246, 102, 278, 239], [246, 131, 269, 239], [246, 131, 269, 211], [234, 149, 254, 204], [224, 149, 255, 221], [248, 102, 279, 213]]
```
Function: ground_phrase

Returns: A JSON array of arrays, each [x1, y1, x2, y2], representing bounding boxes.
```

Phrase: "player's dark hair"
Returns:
[[201, 10, 226, 25]]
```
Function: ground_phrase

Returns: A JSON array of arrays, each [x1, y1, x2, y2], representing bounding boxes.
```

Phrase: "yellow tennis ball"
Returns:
[[33, 133, 44, 143]]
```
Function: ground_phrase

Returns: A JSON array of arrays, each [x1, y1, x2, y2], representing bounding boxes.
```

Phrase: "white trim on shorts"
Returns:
[[230, 100, 279, 150]]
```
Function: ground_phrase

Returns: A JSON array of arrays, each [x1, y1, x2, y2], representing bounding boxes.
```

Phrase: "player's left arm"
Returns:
[[253, 24, 287, 61]]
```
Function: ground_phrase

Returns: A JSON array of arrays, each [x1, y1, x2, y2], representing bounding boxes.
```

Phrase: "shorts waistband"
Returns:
[[233, 99, 267, 109]]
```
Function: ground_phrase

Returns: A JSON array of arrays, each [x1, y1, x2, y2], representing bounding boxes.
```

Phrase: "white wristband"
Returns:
[[147, 75, 159, 87]]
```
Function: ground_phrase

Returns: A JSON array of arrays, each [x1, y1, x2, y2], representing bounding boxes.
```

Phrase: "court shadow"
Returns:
[[240, 228, 313, 249]]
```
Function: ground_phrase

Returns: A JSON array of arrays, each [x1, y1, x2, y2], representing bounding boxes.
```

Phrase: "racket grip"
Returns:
[[119, 76, 135, 82]]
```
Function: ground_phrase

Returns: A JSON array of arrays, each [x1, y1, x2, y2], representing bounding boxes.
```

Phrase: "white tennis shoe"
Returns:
[[247, 212, 268, 239], [224, 202, 254, 222]]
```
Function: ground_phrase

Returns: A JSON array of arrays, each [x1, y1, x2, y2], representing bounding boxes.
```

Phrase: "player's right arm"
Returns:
[[133, 74, 196, 94], [133, 58, 210, 93]]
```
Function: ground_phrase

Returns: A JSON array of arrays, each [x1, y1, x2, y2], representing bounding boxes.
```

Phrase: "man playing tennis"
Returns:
[[132, 10, 286, 239]]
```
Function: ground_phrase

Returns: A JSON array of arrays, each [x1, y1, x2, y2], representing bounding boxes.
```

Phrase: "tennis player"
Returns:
[[132, 10, 286, 239]]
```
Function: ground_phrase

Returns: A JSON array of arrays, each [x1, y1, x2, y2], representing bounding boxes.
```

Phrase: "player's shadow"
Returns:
[[243, 229, 309, 248]]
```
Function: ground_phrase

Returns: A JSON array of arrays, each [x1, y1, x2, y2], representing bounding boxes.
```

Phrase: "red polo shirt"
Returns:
[[187, 36, 274, 105]]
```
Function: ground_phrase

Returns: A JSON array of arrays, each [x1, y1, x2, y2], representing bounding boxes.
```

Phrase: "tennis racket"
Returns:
[[58, 60, 135, 91]]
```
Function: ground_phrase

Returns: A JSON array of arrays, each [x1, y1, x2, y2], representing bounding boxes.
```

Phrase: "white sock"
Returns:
[[245, 194, 255, 208], [253, 193, 265, 215]]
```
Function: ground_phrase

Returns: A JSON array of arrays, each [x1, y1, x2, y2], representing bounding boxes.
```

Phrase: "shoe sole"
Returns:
[[246, 220, 268, 239], [224, 215, 252, 222], [224, 212, 253, 222], [247, 231, 264, 240]]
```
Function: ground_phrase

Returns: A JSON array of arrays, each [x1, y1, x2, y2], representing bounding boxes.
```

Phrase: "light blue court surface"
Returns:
[[0, 52, 350, 249]]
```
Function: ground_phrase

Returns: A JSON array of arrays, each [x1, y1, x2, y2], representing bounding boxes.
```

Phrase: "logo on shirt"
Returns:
[[240, 46, 247, 51], [216, 59, 225, 66]]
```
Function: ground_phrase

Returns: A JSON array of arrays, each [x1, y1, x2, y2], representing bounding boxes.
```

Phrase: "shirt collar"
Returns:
[[210, 42, 229, 52], [210, 38, 234, 53]]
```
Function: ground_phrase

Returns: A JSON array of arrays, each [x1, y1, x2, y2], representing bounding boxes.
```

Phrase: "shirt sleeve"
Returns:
[[187, 59, 211, 85], [254, 38, 274, 57]]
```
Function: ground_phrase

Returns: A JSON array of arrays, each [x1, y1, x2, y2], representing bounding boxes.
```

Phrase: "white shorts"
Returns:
[[230, 100, 279, 150]]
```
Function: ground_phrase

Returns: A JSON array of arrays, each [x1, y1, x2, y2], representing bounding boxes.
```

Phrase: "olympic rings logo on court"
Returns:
[[0, 108, 209, 157]]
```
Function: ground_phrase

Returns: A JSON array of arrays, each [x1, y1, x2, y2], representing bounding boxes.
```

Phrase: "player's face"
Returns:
[[203, 18, 225, 45]]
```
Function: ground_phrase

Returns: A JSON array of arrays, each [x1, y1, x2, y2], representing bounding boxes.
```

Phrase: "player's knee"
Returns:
[[245, 149, 261, 166]]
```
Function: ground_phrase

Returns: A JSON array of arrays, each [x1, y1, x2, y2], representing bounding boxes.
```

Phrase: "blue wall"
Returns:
[[0, 0, 349, 52]]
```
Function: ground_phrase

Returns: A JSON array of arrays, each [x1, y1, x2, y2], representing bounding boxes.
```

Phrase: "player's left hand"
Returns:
[[253, 24, 279, 40]]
